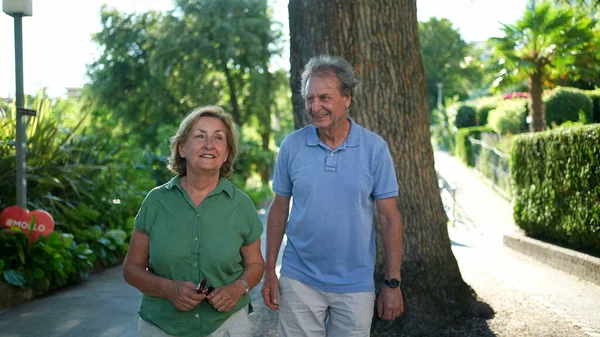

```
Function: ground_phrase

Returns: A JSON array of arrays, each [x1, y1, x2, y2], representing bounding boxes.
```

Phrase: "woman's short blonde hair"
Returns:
[[167, 105, 238, 178]]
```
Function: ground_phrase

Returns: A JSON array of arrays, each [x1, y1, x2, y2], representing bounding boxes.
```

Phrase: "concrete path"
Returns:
[[435, 150, 600, 336]]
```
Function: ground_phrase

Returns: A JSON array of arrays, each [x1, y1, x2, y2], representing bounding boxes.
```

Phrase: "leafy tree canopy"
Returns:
[[87, 0, 283, 144], [419, 17, 483, 114]]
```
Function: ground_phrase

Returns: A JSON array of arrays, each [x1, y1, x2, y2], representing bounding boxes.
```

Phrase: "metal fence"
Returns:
[[437, 170, 456, 225], [468, 136, 512, 198]]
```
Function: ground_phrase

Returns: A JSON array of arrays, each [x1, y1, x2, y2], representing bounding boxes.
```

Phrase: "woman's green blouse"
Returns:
[[134, 176, 263, 337]]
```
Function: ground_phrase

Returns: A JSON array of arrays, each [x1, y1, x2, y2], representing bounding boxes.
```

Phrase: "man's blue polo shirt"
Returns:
[[273, 117, 398, 293]]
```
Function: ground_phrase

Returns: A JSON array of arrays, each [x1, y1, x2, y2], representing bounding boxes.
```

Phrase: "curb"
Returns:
[[503, 233, 600, 287]]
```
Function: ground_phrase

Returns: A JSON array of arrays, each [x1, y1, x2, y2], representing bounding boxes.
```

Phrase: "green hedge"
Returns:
[[455, 104, 477, 129], [511, 124, 600, 256], [584, 89, 600, 123], [455, 126, 495, 167], [544, 87, 593, 126], [488, 98, 529, 135]]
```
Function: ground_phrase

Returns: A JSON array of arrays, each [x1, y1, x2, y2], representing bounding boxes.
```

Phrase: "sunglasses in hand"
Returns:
[[195, 278, 214, 295]]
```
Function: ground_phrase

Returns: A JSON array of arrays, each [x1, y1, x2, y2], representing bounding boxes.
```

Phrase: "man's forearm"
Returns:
[[378, 199, 403, 280], [382, 219, 403, 279], [265, 203, 288, 272]]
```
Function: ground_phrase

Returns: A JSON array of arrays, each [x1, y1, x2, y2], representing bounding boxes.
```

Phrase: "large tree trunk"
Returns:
[[289, 0, 490, 334], [528, 69, 545, 132], [261, 130, 271, 183], [222, 63, 242, 126]]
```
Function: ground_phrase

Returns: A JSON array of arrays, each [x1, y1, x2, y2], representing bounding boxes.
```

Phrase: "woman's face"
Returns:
[[179, 116, 229, 176]]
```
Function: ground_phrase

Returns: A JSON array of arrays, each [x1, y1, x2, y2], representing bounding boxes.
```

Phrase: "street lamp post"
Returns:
[[3, 0, 32, 209]]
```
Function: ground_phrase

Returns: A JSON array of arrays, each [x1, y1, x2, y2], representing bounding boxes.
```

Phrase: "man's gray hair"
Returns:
[[300, 55, 359, 100]]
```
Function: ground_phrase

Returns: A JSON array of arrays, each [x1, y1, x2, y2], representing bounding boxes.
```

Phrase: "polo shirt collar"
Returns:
[[307, 117, 360, 148], [166, 175, 234, 198]]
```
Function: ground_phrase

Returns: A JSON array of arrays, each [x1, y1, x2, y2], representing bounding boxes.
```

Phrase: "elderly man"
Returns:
[[262, 55, 404, 337]]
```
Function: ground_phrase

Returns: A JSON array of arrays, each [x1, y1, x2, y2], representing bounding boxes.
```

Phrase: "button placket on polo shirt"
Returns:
[[325, 150, 338, 172]]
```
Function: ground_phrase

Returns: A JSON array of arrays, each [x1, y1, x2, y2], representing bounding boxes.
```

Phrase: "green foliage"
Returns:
[[490, 2, 595, 90], [88, 0, 283, 145], [0, 228, 95, 290], [430, 95, 463, 151], [1, 93, 101, 212], [584, 88, 600, 123], [468, 95, 506, 127], [489, 1, 596, 131], [454, 104, 477, 129], [73, 226, 128, 267], [454, 126, 495, 167], [551, 0, 600, 10], [86, 1, 289, 189], [544, 87, 593, 127], [511, 124, 600, 256], [0, 94, 149, 233], [87, 8, 178, 144], [471, 95, 503, 126], [475, 133, 513, 197], [1, 92, 150, 291], [419, 17, 483, 112], [487, 98, 529, 135]]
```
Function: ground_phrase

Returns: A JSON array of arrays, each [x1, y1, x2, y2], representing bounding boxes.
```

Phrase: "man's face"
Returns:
[[304, 72, 351, 129]]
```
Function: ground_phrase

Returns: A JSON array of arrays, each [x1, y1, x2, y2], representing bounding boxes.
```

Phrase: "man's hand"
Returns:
[[261, 271, 280, 310], [166, 281, 207, 311], [377, 286, 404, 320]]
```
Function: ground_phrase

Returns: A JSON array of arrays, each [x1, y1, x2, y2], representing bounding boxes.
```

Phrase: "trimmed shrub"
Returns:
[[584, 89, 600, 123], [470, 95, 504, 127], [454, 104, 477, 129], [455, 126, 495, 167], [488, 98, 528, 135], [544, 87, 593, 127], [476, 104, 494, 126], [511, 124, 600, 257]]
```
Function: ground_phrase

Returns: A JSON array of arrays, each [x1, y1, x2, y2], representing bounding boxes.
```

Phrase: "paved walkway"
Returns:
[[0, 151, 598, 336], [435, 150, 600, 337]]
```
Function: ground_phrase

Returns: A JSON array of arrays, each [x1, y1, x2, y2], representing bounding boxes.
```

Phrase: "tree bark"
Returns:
[[222, 63, 242, 126], [261, 130, 271, 183], [528, 69, 545, 132], [289, 0, 491, 334]]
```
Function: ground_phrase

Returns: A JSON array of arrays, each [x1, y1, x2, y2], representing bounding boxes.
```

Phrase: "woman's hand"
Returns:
[[166, 280, 207, 311], [206, 280, 246, 312]]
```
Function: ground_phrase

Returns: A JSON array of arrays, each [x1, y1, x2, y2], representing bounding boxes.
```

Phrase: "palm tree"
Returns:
[[490, 1, 595, 132]]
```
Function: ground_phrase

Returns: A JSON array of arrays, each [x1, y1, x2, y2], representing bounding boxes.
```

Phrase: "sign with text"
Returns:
[[0, 206, 54, 243]]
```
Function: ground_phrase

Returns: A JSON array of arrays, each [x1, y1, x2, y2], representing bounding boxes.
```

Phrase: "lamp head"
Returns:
[[3, 0, 33, 16]]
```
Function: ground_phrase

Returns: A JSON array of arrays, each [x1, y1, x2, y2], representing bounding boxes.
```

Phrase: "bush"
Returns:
[[0, 228, 95, 291], [430, 108, 456, 152], [584, 88, 600, 123], [544, 87, 593, 127], [454, 104, 477, 128], [476, 104, 494, 126], [470, 95, 504, 127], [488, 98, 529, 135], [511, 124, 600, 256], [454, 126, 495, 167], [0, 93, 147, 291]]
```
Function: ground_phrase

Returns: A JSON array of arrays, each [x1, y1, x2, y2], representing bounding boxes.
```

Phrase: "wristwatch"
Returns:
[[384, 278, 401, 288]]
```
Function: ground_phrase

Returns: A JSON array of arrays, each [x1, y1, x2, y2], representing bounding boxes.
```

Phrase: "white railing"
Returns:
[[468, 136, 512, 198]]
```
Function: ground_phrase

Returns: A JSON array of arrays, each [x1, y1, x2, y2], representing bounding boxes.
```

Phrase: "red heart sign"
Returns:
[[0, 206, 55, 243]]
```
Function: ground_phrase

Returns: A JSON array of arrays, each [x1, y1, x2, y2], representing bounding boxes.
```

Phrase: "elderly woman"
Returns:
[[123, 105, 265, 337]]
